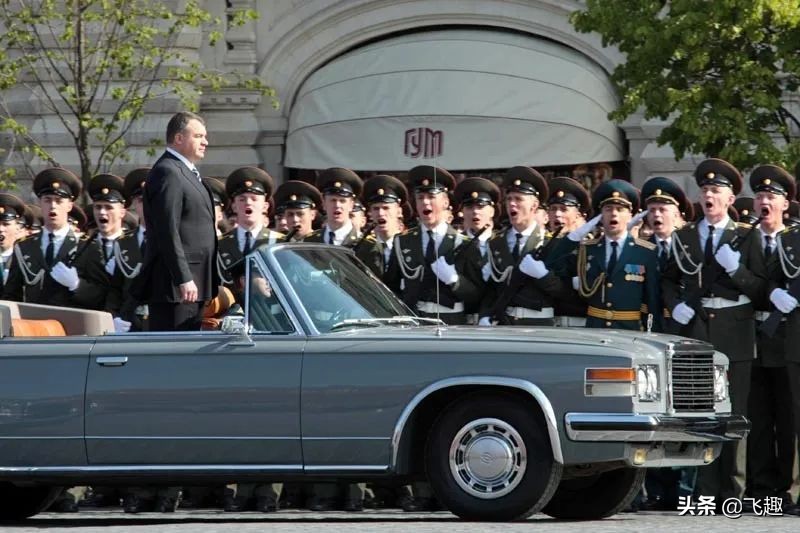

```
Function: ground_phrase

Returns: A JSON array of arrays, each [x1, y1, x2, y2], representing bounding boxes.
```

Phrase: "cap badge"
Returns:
[[52, 182, 60, 189], [514, 179, 521, 186], [471, 191, 479, 199], [245, 180, 253, 188], [422, 179, 430, 186], [557, 190, 564, 198], [655, 189, 662, 195], [742, 209, 749, 216], [764, 178, 771, 185], [334, 181, 342, 188], [290, 194, 297, 201], [706, 172, 715, 179], [0, 207, 5, 214], [612, 191, 620, 198], [101, 188, 109, 195], [377, 188, 385, 196], [140, 180, 145, 189]]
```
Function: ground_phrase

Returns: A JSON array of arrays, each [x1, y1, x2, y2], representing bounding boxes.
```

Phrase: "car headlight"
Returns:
[[636, 364, 660, 402], [714, 365, 728, 402]]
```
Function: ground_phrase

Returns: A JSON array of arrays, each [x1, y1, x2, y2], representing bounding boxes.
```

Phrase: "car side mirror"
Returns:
[[221, 315, 254, 346]]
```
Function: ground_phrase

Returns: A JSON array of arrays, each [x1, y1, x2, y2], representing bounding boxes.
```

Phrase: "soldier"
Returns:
[[22, 204, 43, 238], [661, 158, 768, 505], [68, 205, 87, 237], [563, 179, 661, 331], [785, 200, 800, 228], [745, 165, 796, 512], [478, 166, 564, 326], [3, 168, 82, 306], [273, 204, 289, 232], [274, 180, 322, 241], [734, 197, 759, 227], [385, 165, 483, 327], [363, 174, 409, 278], [452, 177, 498, 325], [351, 198, 367, 233], [216, 167, 283, 304], [0, 194, 27, 294], [547, 177, 592, 328], [203, 177, 227, 237]]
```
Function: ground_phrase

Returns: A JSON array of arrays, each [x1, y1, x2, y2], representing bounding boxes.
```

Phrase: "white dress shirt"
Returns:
[[505, 224, 537, 254], [40, 225, 71, 259], [420, 221, 449, 257], [237, 224, 263, 253], [166, 147, 200, 180], [698, 217, 731, 252], [604, 233, 628, 268], [324, 221, 354, 246]]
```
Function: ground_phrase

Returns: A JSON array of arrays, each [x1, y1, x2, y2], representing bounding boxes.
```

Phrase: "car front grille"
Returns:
[[669, 342, 715, 413]]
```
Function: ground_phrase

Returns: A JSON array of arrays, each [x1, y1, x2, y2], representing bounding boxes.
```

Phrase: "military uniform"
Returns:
[[743, 166, 795, 506], [0, 194, 26, 294], [384, 166, 483, 326], [661, 159, 768, 503], [2, 168, 82, 307], [362, 174, 410, 280], [273, 180, 322, 242]]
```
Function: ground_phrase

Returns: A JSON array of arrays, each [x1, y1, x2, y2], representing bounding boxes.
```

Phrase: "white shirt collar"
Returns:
[[758, 225, 783, 239], [325, 221, 354, 245], [238, 224, 263, 239], [98, 230, 124, 242], [604, 232, 628, 246], [44, 225, 70, 239], [166, 147, 198, 173], [421, 220, 449, 237], [509, 223, 537, 238], [701, 216, 731, 232], [1, 247, 13, 258], [469, 227, 492, 242]]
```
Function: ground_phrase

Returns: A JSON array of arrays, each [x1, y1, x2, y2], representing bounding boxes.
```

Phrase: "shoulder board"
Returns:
[[545, 230, 553, 239], [634, 237, 657, 250], [221, 228, 236, 238], [16, 234, 32, 244], [782, 226, 798, 235], [582, 238, 600, 246], [307, 229, 323, 238], [79, 234, 93, 242], [361, 234, 377, 243], [269, 229, 285, 239], [736, 222, 752, 230], [399, 228, 420, 239]]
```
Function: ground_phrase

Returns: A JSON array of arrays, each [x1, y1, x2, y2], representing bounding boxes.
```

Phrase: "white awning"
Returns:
[[285, 29, 625, 171]]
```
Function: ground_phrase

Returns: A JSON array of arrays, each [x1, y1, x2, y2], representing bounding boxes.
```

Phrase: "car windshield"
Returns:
[[268, 246, 412, 333]]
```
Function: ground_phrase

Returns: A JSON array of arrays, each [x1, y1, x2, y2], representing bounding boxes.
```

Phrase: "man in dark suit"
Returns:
[[661, 158, 768, 506], [134, 111, 219, 331]]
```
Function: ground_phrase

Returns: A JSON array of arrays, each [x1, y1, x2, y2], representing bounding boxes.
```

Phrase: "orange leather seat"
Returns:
[[12, 318, 67, 337], [201, 286, 236, 330]]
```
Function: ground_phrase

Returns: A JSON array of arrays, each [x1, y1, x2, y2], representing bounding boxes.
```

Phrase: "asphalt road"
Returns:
[[3, 510, 796, 532]]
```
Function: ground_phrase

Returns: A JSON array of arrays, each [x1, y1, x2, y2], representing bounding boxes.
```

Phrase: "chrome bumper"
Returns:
[[565, 413, 750, 443]]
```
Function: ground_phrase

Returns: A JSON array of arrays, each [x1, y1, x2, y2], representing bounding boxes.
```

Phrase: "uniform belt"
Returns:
[[417, 301, 465, 314], [701, 295, 751, 309], [754, 310, 786, 323], [506, 306, 554, 319], [553, 316, 586, 327], [587, 307, 641, 321]]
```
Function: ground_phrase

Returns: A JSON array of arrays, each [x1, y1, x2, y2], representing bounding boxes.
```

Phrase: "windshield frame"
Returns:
[[256, 243, 414, 336]]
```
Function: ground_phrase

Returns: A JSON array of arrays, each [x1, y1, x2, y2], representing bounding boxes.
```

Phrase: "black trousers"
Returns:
[[149, 301, 205, 331]]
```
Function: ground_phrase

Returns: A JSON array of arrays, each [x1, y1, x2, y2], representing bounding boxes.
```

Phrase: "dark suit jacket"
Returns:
[[132, 151, 219, 303]]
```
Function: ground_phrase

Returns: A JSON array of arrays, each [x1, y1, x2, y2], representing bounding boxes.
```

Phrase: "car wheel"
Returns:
[[0, 483, 62, 521], [541, 467, 645, 519], [425, 393, 562, 521]]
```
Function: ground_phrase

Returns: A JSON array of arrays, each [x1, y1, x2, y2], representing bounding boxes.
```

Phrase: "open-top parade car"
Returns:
[[0, 243, 748, 521]]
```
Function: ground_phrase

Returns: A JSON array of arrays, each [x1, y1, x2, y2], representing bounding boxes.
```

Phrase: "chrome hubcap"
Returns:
[[449, 417, 527, 499]]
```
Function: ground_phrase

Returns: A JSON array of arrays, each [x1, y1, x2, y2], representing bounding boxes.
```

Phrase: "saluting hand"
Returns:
[[567, 214, 602, 242], [180, 280, 199, 303]]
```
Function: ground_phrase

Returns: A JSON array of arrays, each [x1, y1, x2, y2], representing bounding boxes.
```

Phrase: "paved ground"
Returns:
[[3, 510, 796, 532]]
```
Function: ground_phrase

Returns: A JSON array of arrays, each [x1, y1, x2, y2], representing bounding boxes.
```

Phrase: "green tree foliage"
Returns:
[[572, 0, 800, 170], [0, 0, 277, 191]]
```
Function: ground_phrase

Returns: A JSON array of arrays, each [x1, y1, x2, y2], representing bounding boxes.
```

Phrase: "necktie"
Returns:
[[0, 257, 5, 284], [140, 231, 147, 257], [607, 241, 618, 274], [327, 230, 335, 245], [658, 240, 669, 271], [191, 167, 201, 181], [704, 225, 715, 265], [45, 232, 55, 268], [101, 238, 110, 263], [243, 231, 253, 255], [764, 235, 773, 260], [425, 230, 436, 264], [512, 232, 523, 263]]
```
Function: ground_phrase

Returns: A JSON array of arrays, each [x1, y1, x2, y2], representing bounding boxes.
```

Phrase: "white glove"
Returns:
[[50, 262, 79, 291], [431, 256, 459, 285], [672, 302, 696, 325], [478, 316, 493, 327], [519, 255, 549, 279], [714, 244, 741, 274], [627, 210, 649, 230], [571, 276, 580, 291], [113, 317, 132, 333], [770, 288, 799, 314], [568, 214, 602, 242]]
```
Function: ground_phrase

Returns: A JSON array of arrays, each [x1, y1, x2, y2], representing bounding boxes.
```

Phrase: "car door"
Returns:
[[84, 257, 305, 470]]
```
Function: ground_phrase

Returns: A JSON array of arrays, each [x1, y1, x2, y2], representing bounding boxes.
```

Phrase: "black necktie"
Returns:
[[704, 225, 715, 265], [243, 231, 253, 255], [101, 238, 110, 263], [45, 232, 55, 268], [658, 240, 669, 271], [607, 241, 619, 274], [0, 256, 5, 283], [764, 235, 773, 260], [512, 232, 523, 263], [425, 230, 436, 264]]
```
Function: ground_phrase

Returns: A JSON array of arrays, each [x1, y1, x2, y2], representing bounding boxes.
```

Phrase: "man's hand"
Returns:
[[568, 213, 602, 242], [50, 262, 80, 291], [478, 316, 493, 327], [180, 280, 199, 303], [672, 302, 696, 325], [714, 244, 741, 274], [431, 256, 459, 285], [113, 317, 132, 333], [770, 288, 799, 314], [519, 255, 549, 279]]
